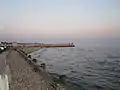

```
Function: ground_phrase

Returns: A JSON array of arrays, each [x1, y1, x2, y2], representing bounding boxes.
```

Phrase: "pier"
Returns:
[[17, 43, 75, 47]]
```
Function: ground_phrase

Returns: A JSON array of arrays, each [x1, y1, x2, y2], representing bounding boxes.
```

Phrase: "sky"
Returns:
[[0, 0, 120, 41]]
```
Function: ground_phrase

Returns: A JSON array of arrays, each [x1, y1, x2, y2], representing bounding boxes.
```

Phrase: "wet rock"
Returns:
[[32, 59, 37, 63], [40, 63, 46, 70]]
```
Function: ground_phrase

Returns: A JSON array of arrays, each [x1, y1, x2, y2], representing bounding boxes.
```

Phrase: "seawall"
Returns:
[[15, 48, 68, 90]]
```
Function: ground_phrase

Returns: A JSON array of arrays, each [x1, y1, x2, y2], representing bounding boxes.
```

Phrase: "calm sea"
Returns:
[[31, 39, 120, 90]]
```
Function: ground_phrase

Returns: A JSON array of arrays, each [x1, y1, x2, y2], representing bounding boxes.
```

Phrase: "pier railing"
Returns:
[[0, 75, 9, 90], [0, 49, 10, 90]]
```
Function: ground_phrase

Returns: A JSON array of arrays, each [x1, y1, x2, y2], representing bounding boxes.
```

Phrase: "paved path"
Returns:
[[5, 50, 54, 90]]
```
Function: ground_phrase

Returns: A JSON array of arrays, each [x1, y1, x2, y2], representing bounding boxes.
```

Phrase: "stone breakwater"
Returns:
[[15, 48, 67, 90]]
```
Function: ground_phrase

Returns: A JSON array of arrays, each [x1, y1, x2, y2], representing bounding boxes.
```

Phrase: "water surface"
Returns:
[[31, 40, 120, 90]]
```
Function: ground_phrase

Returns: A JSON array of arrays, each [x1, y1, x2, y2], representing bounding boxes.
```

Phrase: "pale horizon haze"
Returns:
[[0, 0, 120, 42]]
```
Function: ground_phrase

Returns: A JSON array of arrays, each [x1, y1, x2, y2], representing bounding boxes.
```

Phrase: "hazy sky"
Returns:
[[0, 0, 120, 41]]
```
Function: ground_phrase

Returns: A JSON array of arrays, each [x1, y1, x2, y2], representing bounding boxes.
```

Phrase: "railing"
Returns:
[[0, 74, 9, 90], [0, 49, 10, 90]]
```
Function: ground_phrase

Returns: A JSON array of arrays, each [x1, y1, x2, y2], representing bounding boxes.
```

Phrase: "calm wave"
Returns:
[[31, 42, 120, 90]]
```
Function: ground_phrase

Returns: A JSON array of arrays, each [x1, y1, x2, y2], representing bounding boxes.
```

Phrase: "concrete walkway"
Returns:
[[0, 50, 54, 90]]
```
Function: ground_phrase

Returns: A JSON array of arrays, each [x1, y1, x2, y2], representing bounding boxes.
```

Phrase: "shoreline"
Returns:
[[0, 49, 67, 90], [15, 48, 68, 90]]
